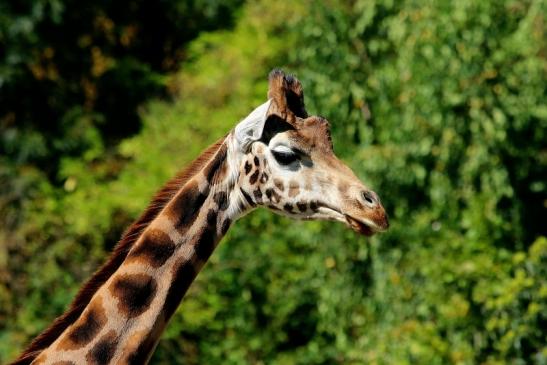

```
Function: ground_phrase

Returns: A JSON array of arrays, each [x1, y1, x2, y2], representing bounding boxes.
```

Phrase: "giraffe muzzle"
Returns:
[[343, 189, 389, 236], [345, 213, 389, 236]]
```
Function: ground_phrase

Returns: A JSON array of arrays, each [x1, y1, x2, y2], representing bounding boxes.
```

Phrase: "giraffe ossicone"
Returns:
[[12, 69, 388, 365]]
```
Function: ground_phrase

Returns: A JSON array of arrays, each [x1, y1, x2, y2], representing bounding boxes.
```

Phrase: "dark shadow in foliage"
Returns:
[[0, 0, 244, 181], [277, 291, 319, 351]]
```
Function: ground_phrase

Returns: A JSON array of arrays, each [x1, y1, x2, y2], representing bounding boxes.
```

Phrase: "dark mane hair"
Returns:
[[11, 136, 227, 365]]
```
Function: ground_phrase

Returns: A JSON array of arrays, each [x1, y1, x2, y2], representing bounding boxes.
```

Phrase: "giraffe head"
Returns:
[[233, 70, 388, 236]]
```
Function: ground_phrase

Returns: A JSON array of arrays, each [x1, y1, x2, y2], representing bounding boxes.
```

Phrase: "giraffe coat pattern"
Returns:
[[12, 69, 388, 365]]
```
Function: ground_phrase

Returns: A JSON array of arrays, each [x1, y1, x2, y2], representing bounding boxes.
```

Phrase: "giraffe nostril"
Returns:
[[361, 190, 378, 207]]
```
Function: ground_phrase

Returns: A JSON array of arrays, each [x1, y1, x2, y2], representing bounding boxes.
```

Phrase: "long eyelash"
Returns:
[[290, 147, 305, 156], [272, 150, 298, 165]]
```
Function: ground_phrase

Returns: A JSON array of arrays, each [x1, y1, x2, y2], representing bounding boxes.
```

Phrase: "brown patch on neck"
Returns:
[[163, 258, 198, 319], [86, 330, 118, 365], [11, 135, 228, 365], [109, 273, 157, 317], [126, 229, 176, 268], [166, 142, 228, 232], [56, 296, 107, 351], [123, 319, 164, 365]]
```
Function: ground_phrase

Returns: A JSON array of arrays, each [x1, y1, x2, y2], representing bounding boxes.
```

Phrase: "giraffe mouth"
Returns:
[[315, 205, 378, 236], [345, 215, 375, 236]]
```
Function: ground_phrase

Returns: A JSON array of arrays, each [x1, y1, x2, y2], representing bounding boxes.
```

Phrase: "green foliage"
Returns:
[[1, 0, 546, 364], [0, 0, 243, 169]]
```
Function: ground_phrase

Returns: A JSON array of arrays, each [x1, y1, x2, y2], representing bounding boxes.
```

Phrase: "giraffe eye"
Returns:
[[272, 150, 299, 165]]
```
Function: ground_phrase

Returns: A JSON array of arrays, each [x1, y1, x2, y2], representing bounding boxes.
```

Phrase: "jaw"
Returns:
[[303, 205, 387, 237], [344, 215, 376, 236]]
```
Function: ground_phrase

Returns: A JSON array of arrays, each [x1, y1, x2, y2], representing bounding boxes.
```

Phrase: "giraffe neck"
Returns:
[[29, 133, 252, 364]]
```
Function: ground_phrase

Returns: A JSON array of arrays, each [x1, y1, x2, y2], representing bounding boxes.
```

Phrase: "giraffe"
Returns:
[[11, 69, 389, 365]]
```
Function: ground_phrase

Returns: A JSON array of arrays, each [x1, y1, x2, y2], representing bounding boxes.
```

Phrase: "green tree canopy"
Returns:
[[1, 0, 545, 364]]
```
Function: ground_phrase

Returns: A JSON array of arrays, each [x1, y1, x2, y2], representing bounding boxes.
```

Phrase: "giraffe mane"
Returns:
[[11, 135, 228, 365]]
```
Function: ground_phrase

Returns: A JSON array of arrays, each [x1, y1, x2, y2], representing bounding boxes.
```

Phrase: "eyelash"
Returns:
[[272, 150, 299, 165]]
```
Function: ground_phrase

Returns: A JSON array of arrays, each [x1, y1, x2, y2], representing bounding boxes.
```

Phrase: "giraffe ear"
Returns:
[[234, 99, 272, 152], [267, 69, 308, 121]]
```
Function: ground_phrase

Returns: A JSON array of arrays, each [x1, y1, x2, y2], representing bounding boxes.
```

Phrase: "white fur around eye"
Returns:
[[271, 145, 294, 154]]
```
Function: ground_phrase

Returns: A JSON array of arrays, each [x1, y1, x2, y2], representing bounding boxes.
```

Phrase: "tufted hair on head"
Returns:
[[267, 69, 308, 122]]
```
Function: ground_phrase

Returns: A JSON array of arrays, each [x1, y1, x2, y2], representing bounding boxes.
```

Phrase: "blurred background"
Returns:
[[1, 0, 546, 363]]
